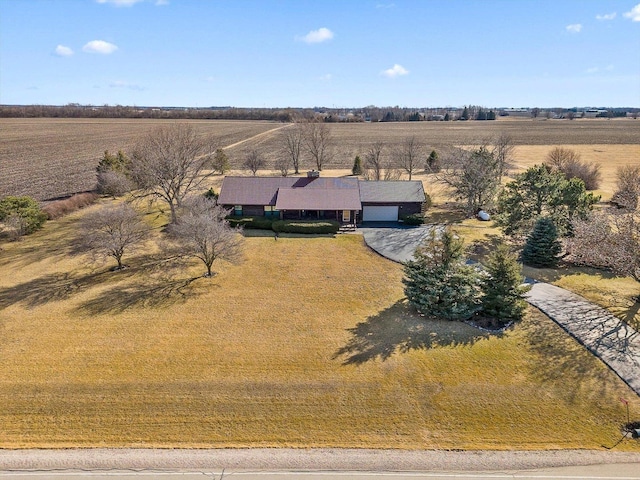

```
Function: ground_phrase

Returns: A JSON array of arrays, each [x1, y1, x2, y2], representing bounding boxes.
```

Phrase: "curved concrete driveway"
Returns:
[[360, 223, 439, 263], [361, 224, 640, 397]]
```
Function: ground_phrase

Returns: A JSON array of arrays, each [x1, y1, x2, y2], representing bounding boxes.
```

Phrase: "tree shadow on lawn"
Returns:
[[333, 301, 494, 365], [0, 252, 203, 313], [521, 308, 615, 403], [0, 270, 113, 310], [73, 274, 206, 316], [467, 233, 507, 262]]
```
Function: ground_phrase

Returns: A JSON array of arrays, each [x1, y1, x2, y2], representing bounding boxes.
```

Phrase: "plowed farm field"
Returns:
[[1, 117, 638, 201], [0, 118, 281, 201]]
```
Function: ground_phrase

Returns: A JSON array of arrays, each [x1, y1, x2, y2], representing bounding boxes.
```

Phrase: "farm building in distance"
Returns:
[[218, 172, 427, 224]]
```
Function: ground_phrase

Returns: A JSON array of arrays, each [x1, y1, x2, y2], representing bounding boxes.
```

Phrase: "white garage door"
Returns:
[[363, 205, 399, 222]]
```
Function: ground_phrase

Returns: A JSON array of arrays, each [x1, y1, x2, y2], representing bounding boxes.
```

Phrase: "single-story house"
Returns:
[[217, 172, 426, 224]]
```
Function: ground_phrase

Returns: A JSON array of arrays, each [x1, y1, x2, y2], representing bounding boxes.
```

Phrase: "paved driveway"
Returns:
[[360, 224, 640, 398], [360, 223, 438, 263]]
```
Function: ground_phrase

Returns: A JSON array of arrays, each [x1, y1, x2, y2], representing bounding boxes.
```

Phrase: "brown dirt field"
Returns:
[[1, 117, 637, 202], [0, 118, 280, 201], [229, 118, 639, 169]]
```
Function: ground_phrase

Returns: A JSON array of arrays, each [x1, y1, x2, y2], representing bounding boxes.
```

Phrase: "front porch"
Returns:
[[280, 209, 359, 225]]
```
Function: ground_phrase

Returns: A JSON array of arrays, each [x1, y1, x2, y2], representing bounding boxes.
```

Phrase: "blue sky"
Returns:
[[1, 0, 639, 108]]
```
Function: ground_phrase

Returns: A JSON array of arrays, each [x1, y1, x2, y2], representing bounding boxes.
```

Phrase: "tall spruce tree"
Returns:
[[522, 217, 562, 267], [403, 228, 481, 321], [352, 155, 363, 175], [480, 243, 530, 323], [426, 150, 440, 173]]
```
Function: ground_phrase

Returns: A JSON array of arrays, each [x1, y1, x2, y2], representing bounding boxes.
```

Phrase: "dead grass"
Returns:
[[510, 144, 640, 200], [0, 206, 638, 450]]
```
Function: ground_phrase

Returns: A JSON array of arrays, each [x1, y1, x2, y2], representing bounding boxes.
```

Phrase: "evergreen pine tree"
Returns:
[[426, 150, 440, 173], [212, 148, 230, 175], [403, 228, 481, 320], [352, 155, 363, 175], [480, 243, 530, 324], [522, 217, 562, 267]]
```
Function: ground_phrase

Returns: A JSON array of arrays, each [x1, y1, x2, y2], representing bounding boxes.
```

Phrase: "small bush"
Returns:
[[401, 213, 425, 225], [204, 188, 219, 201], [227, 216, 274, 230], [272, 220, 340, 234], [0, 196, 47, 238], [42, 192, 99, 219]]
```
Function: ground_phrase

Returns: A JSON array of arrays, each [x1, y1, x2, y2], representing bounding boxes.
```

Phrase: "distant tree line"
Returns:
[[4, 104, 633, 122]]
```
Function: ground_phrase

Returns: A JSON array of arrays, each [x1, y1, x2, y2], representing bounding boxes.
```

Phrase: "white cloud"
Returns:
[[376, 3, 396, 8], [96, 0, 144, 6], [83, 40, 118, 54], [624, 3, 640, 21], [299, 27, 334, 44], [381, 64, 409, 78], [155, 0, 169, 4], [586, 64, 614, 74], [109, 80, 144, 90], [596, 12, 616, 20], [55, 45, 73, 56], [566, 23, 582, 33], [319, 73, 332, 81]]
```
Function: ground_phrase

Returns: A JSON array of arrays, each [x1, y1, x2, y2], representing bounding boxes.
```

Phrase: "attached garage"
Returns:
[[362, 205, 399, 222], [359, 181, 427, 223]]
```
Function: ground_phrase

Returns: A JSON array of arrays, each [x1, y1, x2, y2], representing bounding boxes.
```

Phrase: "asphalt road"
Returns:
[[2, 463, 640, 479]]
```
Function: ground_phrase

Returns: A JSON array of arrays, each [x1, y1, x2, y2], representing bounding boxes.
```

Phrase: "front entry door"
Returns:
[[342, 210, 351, 223]]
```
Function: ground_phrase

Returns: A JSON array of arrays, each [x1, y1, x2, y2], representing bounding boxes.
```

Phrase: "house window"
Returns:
[[264, 205, 279, 218], [234, 205, 243, 216]]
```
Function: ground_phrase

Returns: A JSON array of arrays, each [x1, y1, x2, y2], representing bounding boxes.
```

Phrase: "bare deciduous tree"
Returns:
[[490, 132, 514, 183], [568, 209, 640, 287], [611, 164, 640, 209], [364, 142, 385, 181], [303, 120, 333, 171], [438, 146, 501, 215], [274, 157, 291, 177], [362, 142, 402, 181], [546, 147, 601, 190], [79, 203, 149, 270], [129, 123, 217, 224], [168, 198, 244, 277], [97, 170, 134, 198], [280, 123, 304, 174], [243, 149, 265, 176], [395, 136, 422, 180]]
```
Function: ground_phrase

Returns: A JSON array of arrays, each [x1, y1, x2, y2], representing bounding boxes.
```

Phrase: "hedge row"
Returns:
[[227, 216, 274, 229], [401, 213, 425, 225], [227, 216, 340, 234], [273, 220, 340, 234]]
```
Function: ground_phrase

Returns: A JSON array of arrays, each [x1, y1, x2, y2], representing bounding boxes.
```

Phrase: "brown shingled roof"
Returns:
[[218, 176, 362, 210], [275, 187, 361, 211]]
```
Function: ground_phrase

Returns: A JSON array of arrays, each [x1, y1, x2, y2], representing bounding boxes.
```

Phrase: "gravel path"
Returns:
[[1, 449, 640, 472]]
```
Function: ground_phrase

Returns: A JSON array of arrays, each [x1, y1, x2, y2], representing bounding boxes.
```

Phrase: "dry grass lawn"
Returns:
[[0, 205, 638, 449]]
